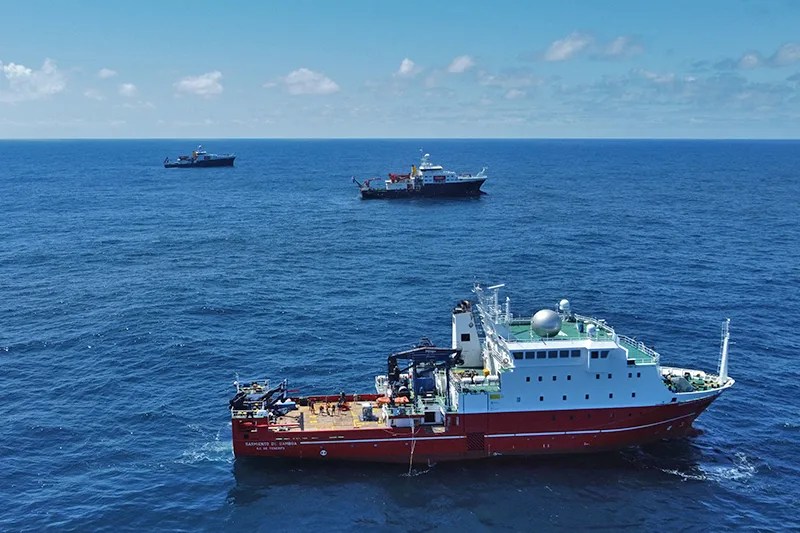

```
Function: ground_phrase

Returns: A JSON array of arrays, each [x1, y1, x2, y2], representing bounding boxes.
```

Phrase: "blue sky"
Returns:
[[1, 0, 799, 138]]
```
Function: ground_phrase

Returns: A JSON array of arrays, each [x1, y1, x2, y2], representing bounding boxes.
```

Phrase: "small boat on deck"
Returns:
[[163, 145, 235, 168]]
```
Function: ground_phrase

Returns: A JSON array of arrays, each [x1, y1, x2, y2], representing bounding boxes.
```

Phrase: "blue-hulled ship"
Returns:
[[163, 145, 235, 168], [353, 153, 487, 199]]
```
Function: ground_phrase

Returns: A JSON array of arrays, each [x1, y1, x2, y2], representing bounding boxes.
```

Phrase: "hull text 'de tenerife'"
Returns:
[[229, 284, 734, 464]]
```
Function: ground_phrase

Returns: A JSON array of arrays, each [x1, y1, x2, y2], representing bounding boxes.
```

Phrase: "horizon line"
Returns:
[[1, 136, 799, 142]]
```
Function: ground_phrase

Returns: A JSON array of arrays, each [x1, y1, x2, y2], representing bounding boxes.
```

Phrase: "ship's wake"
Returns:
[[176, 425, 233, 465], [660, 451, 756, 483]]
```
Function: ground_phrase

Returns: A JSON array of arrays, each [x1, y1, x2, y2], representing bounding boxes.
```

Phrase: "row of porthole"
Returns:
[[538, 392, 637, 401], [524, 371, 642, 383], [516, 392, 639, 402]]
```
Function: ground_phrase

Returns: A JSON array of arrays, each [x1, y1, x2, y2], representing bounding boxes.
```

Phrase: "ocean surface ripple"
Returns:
[[0, 139, 798, 532]]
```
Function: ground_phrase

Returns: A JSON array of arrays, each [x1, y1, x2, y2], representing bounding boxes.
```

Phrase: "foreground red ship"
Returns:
[[230, 284, 734, 463]]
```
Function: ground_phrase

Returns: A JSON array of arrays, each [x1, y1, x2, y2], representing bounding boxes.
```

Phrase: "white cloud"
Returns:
[[602, 36, 644, 58], [395, 58, 419, 78], [635, 69, 676, 84], [737, 52, 762, 69], [0, 58, 65, 103], [122, 100, 155, 110], [719, 43, 800, 71], [118, 83, 137, 97], [447, 55, 475, 73], [771, 42, 800, 66], [97, 68, 117, 79], [84, 89, 104, 101], [173, 71, 223, 97], [479, 70, 539, 89], [423, 72, 441, 89], [504, 89, 526, 100], [544, 32, 593, 61], [275, 68, 340, 95]]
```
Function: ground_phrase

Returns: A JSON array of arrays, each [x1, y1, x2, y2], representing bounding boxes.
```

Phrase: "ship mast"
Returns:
[[486, 284, 505, 321], [718, 318, 731, 385]]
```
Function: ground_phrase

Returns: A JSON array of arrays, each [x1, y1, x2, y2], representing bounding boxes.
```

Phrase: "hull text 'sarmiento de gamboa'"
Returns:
[[230, 284, 734, 463]]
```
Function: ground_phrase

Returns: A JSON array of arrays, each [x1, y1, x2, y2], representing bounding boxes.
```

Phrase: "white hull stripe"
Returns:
[[294, 412, 696, 446], [486, 412, 696, 439], [300, 435, 465, 446]]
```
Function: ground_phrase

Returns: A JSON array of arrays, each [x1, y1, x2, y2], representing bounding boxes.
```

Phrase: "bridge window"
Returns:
[[536, 351, 546, 359], [461, 333, 471, 342], [571, 350, 581, 358], [513, 351, 524, 360], [559, 350, 570, 358], [600, 350, 609, 358], [591, 350, 599, 359], [525, 351, 535, 359], [548, 350, 558, 359]]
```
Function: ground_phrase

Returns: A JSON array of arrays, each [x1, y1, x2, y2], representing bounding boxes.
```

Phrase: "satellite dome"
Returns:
[[532, 309, 562, 337]]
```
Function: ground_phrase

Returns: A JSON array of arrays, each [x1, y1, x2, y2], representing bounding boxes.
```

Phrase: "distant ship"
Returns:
[[163, 145, 235, 168], [229, 284, 734, 463], [353, 153, 487, 199]]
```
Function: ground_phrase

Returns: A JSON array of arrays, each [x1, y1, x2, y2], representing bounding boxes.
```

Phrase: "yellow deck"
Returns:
[[273, 402, 387, 432]]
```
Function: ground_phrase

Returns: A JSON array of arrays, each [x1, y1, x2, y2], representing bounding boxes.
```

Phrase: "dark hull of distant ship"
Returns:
[[232, 394, 718, 463], [164, 156, 235, 168], [360, 179, 486, 199]]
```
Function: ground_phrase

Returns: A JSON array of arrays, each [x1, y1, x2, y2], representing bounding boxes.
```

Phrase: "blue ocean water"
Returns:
[[0, 139, 798, 532]]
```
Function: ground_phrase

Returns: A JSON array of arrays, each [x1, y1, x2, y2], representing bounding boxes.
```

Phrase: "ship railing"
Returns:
[[616, 335, 660, 364], [480, 315, 660, 364], [572, 313, 616, 335], [415, 393, 453, 413], [475, 302, 513, 326], [470, 305, 486, 340]]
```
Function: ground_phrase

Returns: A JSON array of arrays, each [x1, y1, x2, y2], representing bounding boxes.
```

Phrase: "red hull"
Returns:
[[232, 395, 717, 463]]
